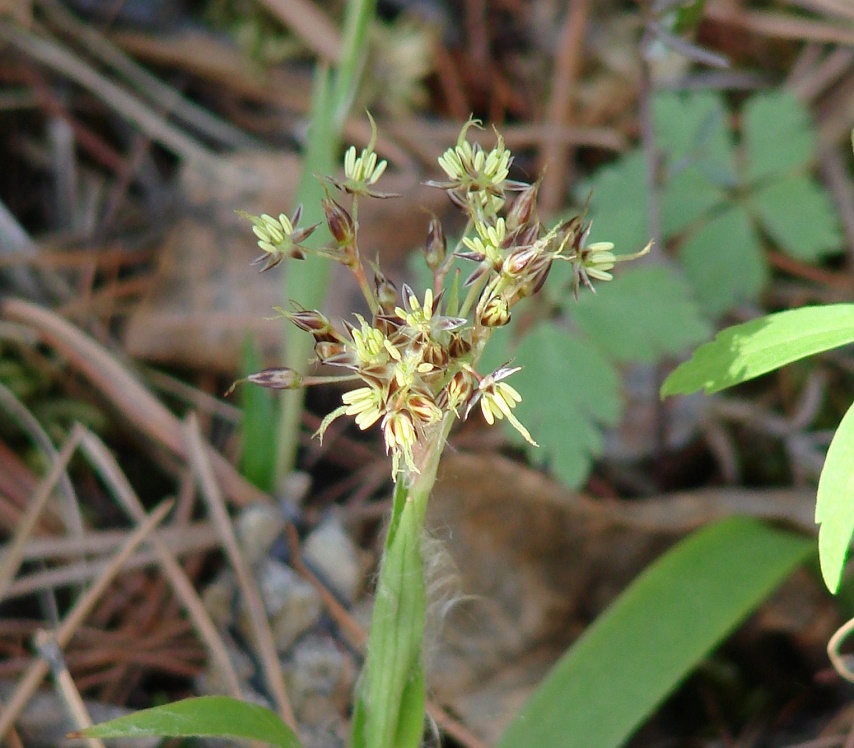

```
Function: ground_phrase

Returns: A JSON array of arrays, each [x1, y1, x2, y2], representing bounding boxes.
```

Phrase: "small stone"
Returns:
[[302, 514, 362, 604], [201, 569, 236, 628], [284, 633, 354, 721], [236, 503, 287, 566], [239, 559, 322, 652]]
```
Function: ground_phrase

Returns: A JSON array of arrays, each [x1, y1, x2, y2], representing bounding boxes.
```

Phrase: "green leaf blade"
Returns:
[[816, 402, 854, 593], [752, 176, 843, 261], [661, 304, 854, 396], [78, 696, 302, 747], [680, 205, 767, 316], [497, 517, 813, 748], [511, 325, 621, 487], [744, 90, 815, 181], [572, 266, 712, 362]]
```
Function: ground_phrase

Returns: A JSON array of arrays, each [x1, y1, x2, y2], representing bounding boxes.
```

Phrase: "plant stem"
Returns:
[[350, 421, 450, 748]]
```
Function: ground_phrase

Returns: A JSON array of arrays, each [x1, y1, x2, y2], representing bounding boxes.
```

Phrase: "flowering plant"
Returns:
[[232, 116, 647, 747]]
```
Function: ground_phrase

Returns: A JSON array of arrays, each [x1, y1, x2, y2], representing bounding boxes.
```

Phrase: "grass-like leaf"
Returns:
[[816, 402, 854, 593], [572, 266, 711, 362], [751, 176, 842, 261], [496, 517, 813, 748], [680, 205, 767, 316], [510, 325, 621, 486], [239, 335, 277, 492], [76, 696, 301, 747], [660, 304, 854, 396]]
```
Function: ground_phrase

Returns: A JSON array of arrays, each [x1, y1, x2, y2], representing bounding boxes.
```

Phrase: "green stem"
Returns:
[[274, 0, 378, 489], [350, 425, 449, 748]]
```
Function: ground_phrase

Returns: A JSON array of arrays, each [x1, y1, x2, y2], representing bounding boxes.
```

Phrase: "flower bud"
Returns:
[[424, 215, 446, 271], [447, 331, 472, 359], [506, 180, 539, 232], [374, 269, 398, 315], [322, 196, 356, 248], [246, 367, 302, 390], [286, 309, 342, 342], [442, 369, 474, 415], [478, 293, 511, 327]]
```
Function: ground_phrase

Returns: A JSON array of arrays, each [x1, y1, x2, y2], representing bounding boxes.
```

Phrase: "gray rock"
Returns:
[[236, 503, 287, 566], [240, 559, 322, 652], [302, 514, 362, 604]]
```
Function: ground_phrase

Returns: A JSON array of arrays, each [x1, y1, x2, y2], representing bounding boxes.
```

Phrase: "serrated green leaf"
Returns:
[[497, 517, 813, 748], [815, 402, 854, 593], [654, 90, 736, 187], [680, 205, 767, 316], [744, 90, 815, 182], [572, 266, 712, 362], [78, 696, 302, 747], [673, 0, 707, 33], [583, 151, 650, 250], [662, 162, 728, 237], [751, 176, 843, 261], [510, 325, 621, 486], [661, 304, 854, 396]]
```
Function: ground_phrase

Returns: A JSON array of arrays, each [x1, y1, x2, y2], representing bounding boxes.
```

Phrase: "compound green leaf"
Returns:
[[680, 205, 767, 316], [510, 324, 621, 487], [744, 90, 815, 182], [654, 90, 736, 187], [583, 150, 650, 251], [661, 304, 854, 396], [572, 266, 712, 362], [77, 696, 301, 747], [497, 517, 812, 748], [662, 161, 728, 237], [751, 176, 843, 261], [816, 402, 854, 593]]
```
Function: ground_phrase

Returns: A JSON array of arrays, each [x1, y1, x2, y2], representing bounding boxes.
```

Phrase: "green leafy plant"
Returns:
[[584, 89, 842, 316], [82, 112, 647, 746], [661, 303, 854, 592]]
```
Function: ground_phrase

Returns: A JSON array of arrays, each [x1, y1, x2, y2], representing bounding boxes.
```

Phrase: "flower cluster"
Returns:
[[236, 118, 646, 480]]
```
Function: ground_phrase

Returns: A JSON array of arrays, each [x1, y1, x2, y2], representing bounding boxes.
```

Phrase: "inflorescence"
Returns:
[[233, 117, 649, 480]]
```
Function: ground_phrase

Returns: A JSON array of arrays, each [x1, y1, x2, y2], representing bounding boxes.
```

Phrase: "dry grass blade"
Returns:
[[3, 531, 218, 601], [184, 413, 297, 732], [258, 0, 342, 63], [0, 381, 83, 538], [36, 0, 261, 150], [0, 298, 268, 507], [0, 499, 172, 741], [706, 0, 854, 46], [18, 521, 217, 562], [0, 21, 227, 176], [34, 629, 106, 748], [78, 427, 244, 699], [0, 424, 83, 602], [539, 0, 592, 214]]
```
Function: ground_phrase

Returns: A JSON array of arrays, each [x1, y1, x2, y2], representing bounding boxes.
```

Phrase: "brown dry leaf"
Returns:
[[124, 151, 447, 370]]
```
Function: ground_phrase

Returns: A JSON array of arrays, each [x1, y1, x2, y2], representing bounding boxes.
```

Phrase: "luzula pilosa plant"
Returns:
[[233, 117, 648, 748]]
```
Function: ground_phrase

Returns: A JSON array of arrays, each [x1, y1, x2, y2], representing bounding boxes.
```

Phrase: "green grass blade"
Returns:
[[77, 696, 301, 747], [497, 517, 813, 748], [661, 304, 854, 397], [816, 401, 854, 593], [239, 335, 277, 491]]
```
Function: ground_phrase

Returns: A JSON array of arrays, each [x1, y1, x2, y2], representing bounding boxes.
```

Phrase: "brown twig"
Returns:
[[184, 414, 298, 732], [0, 297, 268, 507], [0, 425, 83, 602], [0, 500, 172, 741], [79, 427, 244, 700], [539, 0, 592, 214]]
